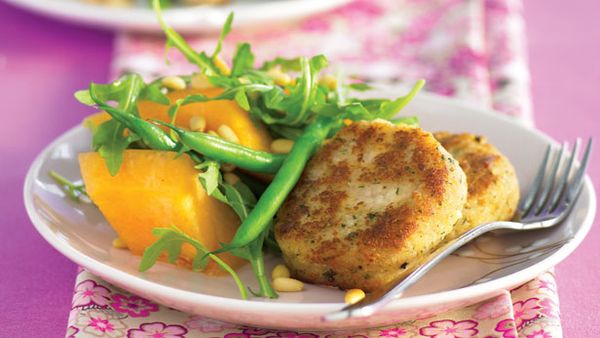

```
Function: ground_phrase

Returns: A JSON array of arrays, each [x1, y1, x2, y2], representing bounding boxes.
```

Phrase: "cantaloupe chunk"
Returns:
[[84, 87, 272, 151], [79, 149, 245, 275], [82, 111, 111, 130]]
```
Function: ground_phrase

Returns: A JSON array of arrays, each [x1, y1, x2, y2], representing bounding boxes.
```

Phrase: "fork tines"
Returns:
[[517, 138, 593, 221]]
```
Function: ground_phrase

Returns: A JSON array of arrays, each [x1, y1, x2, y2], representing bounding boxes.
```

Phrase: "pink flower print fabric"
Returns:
[[184, 315, 237, 333], [525, 330, 553, 338], [513, 298, 541, 329], [111, 294, 159, 318], [378, 327, 409, 337], [473, 294, 512, 320], [66, 268, 563, 337], [419, 319, 479, 338], [127, 322, 188, 338], [495, 319, 518, 338], [66, 326, 79, 338], [74, 309, 128, 338], [527, 274, 558, 296], [265, 332, 319, 338], [538, 298, 560, 319], [72, 280, 111, 308]]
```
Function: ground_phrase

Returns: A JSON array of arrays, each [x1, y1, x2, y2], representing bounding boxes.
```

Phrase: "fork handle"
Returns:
[[323, 221, 523, 321]]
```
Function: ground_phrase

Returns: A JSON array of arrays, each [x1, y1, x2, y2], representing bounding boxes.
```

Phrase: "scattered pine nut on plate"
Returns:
[[112, 237, 127, 249], [344, 288, 366, 304], [272, 264, 291, 279], [273, 277, 304, 292]]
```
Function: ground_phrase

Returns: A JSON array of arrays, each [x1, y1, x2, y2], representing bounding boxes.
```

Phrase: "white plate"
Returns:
[[24, 89, 596, 330], [5, 0, 351, 33]]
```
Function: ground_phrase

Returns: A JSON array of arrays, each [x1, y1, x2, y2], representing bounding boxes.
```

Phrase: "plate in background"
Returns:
[[24, 88, 596, 330], [5, 0, 352, 33]]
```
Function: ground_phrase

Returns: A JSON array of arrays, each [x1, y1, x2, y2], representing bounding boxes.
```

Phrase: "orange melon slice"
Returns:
[[79, 149, 245, 275], [84, 87, 272, 151]]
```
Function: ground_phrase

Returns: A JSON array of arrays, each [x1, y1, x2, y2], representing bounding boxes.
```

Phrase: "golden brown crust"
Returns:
[[434, 132, 520, 238], [275, 121, 467, 291]]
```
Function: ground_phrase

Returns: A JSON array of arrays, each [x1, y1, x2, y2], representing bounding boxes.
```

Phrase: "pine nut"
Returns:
[[207, 130, 219, 137], [267, 67, 292, 86], [161, 76, 187, 91], [270, 138, 294, 154], [273, 277, 304, 292], [217, 125, 240, 144], [222, 163, 236, 172], [191, 73, 212, 90], [344, 288, 366, 305], [214, 55, 231, 76], [319, 74, 337, 90], [223, 173, 240, 185], [271, 264, 291, 279], [372, 118, 394, 125], [248, 91, 259, 100], [189, 116, 207, 132], [266, 66, 280, 77], [276, 73, 292, 87], [112, 237, 127, 249]]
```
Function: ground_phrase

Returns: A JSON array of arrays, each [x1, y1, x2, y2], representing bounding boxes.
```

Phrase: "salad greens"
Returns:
[[139, 226, 249, 299], [195, 158, 276, 297], [49, 171, 88, 202], [71, 0, 424, 299]]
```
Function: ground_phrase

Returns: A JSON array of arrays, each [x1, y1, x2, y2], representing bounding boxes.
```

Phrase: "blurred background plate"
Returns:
[[3, 0, 352, 33]]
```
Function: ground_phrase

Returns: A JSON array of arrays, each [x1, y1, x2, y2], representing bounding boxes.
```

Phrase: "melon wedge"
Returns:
[[79, 149, 245, 275], [84, 87, 272, 151]]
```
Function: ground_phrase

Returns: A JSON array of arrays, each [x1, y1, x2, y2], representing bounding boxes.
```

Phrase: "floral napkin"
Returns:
[[67, 0, 559, 337], [67, 269, 561, 338]]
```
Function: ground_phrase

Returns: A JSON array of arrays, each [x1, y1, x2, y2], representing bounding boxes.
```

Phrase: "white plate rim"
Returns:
[[5, 0, 353, 33], [23, 91, 597, 317]]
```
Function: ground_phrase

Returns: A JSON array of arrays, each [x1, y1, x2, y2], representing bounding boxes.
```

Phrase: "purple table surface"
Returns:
[[0, 0, 598, 337]]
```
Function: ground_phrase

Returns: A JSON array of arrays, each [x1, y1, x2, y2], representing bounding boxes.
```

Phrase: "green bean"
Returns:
[[156, 121, 286, 174], [216, 117, 335, 251], [89, 92, 179, 151]]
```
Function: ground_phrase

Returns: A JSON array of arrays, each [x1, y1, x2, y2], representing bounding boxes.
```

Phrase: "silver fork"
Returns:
[[324, 138, 593, 321]]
